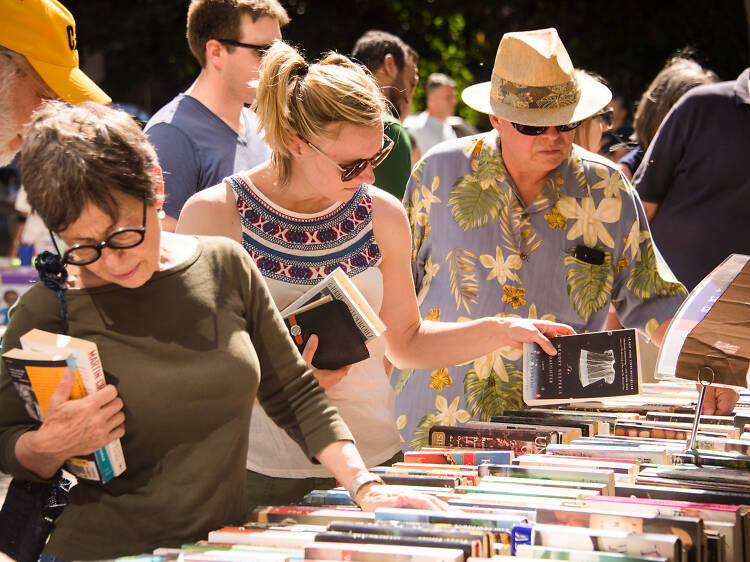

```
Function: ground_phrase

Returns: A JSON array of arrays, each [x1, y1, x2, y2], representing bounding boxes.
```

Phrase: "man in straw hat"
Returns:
[[0, 1, 110, 558], [395, 28, 736, 448]]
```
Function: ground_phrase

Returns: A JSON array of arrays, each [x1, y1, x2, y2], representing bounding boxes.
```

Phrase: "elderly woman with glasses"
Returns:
[[0, 101, 457, 561], [177, 41, 573, 513]]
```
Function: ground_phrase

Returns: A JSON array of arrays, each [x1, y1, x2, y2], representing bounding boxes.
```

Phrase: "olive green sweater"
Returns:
[[0, 236, 352, 560]]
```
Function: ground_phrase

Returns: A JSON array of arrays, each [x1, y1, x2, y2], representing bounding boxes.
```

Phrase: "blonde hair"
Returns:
[[254, 41, 387, 186]]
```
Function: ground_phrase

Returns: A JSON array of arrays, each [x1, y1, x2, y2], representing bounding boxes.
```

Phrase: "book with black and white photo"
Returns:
[[523, 329, 641, 406], [280, 267, 385, 370]]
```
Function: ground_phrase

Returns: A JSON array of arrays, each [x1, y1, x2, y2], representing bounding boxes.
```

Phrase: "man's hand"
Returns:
[[699, 385, 740, 416], [355, 482, 454, 512], [498, 318, 575, 356], [302, 334, 351, 390]]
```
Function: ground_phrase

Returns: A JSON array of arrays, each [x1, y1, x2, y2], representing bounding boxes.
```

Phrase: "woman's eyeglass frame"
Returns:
[[305, 134, 395, 182], [50, 199, 148, 266]]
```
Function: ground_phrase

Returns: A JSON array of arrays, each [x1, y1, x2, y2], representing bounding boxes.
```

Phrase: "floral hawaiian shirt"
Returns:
[[395, 129, 687, 449]]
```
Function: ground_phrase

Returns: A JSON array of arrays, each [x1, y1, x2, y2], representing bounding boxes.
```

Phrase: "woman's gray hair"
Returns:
[[20, 101, 159, 233]]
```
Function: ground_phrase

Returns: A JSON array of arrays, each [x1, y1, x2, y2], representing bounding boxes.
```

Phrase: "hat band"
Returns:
[[490, 74, 581, 110]]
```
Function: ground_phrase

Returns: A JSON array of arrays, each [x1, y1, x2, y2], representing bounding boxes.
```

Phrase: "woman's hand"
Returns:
[[17, 368, 125, 477], [497, 317, 575, 355], [355, 482, 454, 512], [302, 334, 351, 390]]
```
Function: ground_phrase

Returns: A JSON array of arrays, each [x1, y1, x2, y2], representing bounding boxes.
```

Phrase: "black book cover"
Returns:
[[284, 299, 369, 370], [523, 329, 640, 405]]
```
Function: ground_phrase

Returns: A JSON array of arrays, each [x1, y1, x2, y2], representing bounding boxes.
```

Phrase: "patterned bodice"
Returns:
[[226, 174, 382, 285]]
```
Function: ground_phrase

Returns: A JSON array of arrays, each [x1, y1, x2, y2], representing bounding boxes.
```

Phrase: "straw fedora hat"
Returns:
[[462, 28, 611, 126]]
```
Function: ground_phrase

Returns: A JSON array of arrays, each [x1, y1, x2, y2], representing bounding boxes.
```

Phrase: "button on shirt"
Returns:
[[396, 130, 687, 448]]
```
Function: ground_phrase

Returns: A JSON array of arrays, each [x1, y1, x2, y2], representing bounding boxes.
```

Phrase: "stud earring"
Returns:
[[156, 208, 166, 220]]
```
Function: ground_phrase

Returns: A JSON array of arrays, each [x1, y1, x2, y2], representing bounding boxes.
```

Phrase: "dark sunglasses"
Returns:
[[511, 121, 583, 136], [217, 38, 273, 54], [50, 199, 147, 266], [306, 134, 395, 182], [594, 108, 614, 128]]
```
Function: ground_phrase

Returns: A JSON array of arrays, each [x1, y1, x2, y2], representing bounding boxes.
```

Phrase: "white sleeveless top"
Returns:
[[227, 173, 402, 477]]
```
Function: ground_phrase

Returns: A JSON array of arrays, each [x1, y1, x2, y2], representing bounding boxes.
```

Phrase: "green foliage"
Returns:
[[64, 0, 749, 124]]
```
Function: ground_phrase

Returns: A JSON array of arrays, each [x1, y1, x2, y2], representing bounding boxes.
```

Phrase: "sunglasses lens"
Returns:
[[342, 161, 367, 182], [557, 121, 582, 132], [512, 123, 546, 135]]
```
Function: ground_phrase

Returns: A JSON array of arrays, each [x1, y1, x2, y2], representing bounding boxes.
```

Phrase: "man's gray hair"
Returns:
[[425, 73, 456, 96]]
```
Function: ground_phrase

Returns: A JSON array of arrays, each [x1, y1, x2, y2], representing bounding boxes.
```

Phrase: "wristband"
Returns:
[[348, 472, 385, 504]]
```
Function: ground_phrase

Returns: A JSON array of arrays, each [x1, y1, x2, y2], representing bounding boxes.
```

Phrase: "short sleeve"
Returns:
[[146, 123, 200, 219], [632, 100, 689, 205], [374, 119, 412, 199], [610, 190, 688, 336]]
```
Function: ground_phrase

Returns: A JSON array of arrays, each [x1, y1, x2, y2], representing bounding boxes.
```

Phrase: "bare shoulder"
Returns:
[[368, 185, 410, 256], [369, 185, 408, 224], [176, 181, 240, 239]]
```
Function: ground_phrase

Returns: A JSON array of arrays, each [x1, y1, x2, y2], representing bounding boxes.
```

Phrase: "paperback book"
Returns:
[[2, 328, 126, 483], [523, 329, 641, 406]]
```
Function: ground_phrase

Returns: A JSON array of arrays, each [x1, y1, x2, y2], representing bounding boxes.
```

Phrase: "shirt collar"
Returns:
[[476, 130, 589, 214]]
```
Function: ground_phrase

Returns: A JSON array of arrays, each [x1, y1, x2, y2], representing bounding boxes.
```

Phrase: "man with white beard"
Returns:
[[0, 0, 110, 166], [0, 1, 109, 560]]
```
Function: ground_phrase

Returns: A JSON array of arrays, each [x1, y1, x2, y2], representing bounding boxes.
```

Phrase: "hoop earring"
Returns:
[[156, 208, 166, 220]]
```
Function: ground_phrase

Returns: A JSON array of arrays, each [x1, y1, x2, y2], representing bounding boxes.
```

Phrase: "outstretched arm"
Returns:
[[371, 190, 573, 370]]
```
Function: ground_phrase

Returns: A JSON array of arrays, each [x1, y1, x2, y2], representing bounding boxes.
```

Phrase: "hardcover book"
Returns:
[[428, 425, 554, 454], [281, 267, 384, 336], [2, 328, 126, 483], [283, 298, 369, 370], [523, 329, 641, 405]]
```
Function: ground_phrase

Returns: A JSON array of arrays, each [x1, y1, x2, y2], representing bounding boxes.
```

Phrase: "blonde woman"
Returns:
[[177, 41, 573, 511]]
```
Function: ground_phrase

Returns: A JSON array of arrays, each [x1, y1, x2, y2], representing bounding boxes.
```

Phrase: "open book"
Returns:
[[2, 328, 126, 483], [280, 268, 385, 370], [523, 329, 641, 406]]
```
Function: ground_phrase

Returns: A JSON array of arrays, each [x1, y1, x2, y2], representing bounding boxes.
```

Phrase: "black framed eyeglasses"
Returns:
[[306, 134, 394, 182], [511, 121, 583, 136], [593, 107, 614, 128], [217, 38, 273, 55], [50, 199, 147, 266]]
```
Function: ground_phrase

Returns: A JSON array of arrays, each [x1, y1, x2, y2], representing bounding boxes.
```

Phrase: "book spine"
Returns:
[[302, 490, 355, 506], [65, 351, 126, 482], [322, 281, 377, 342], [429, 426, 550, 455], [510, 523, 533, 556]]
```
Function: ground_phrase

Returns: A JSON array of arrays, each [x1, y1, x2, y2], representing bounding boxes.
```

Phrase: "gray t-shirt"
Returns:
[[145, 94, 272, 218]]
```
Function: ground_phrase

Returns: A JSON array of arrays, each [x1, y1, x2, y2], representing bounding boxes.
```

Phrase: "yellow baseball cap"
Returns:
[[0, 0, 110, 104]]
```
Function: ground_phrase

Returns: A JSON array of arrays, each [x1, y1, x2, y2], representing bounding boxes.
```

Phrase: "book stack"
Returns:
[[159, 406, 750, 561]]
